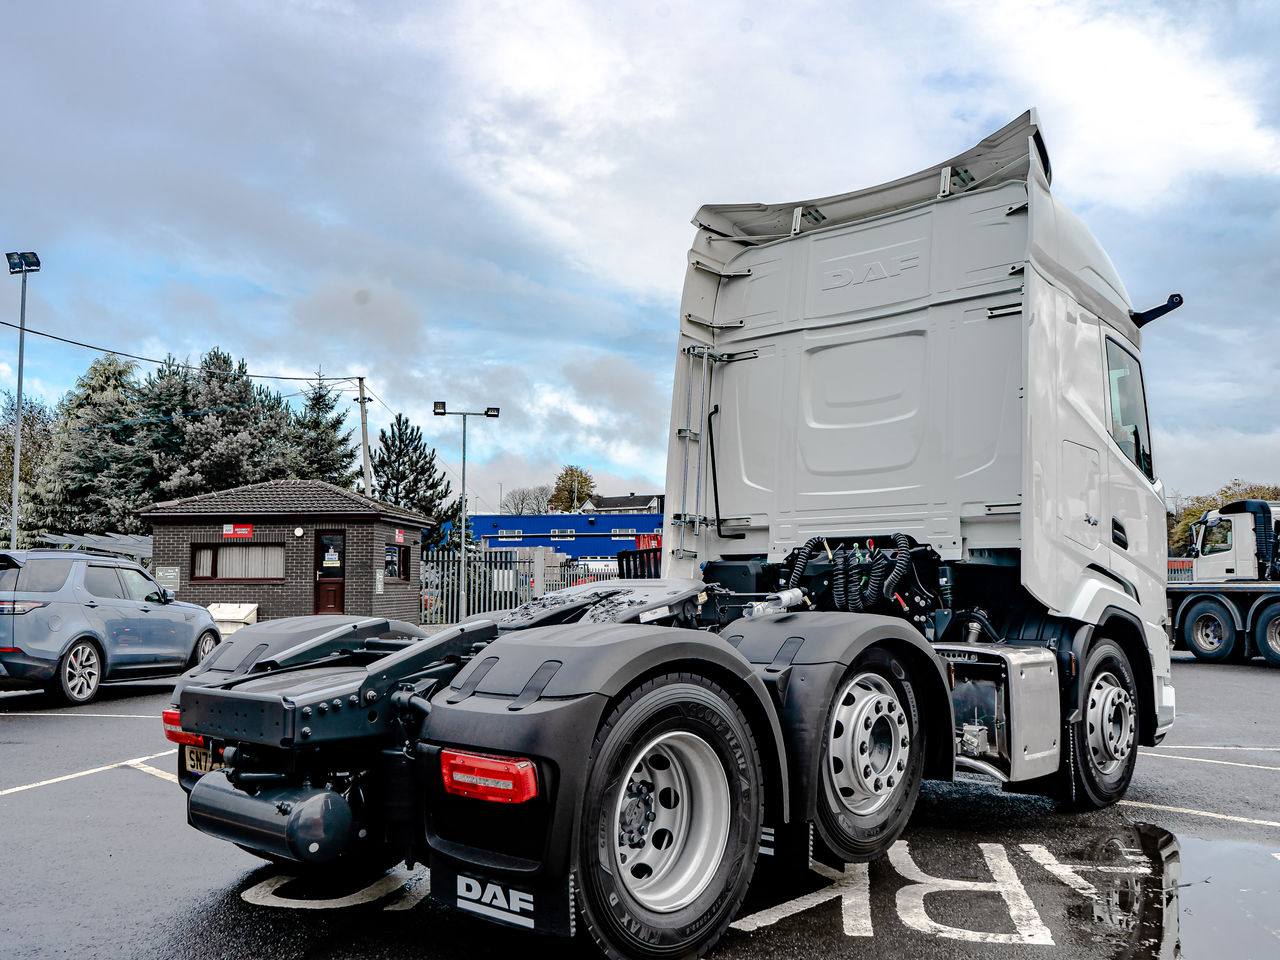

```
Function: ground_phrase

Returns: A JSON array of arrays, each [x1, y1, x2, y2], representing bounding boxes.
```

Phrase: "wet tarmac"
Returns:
[[3, 654, 1278, 959]]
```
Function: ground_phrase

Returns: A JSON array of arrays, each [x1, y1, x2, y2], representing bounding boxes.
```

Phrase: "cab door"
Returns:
[[1195, 517, 1240, 581]]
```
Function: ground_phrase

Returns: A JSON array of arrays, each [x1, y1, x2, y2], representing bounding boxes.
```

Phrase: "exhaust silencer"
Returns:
[[188, 770, 354, 864]]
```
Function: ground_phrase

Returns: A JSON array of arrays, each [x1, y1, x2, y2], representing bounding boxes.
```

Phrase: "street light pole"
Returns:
[[6, 252, 40, 550], [434, 401, 499, 622]]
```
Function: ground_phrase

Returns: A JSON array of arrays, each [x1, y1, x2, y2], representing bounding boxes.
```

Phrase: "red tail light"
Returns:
[[0, 601, 47, 615], [441, 749, 538, 803], [162, 707, 204, 747]]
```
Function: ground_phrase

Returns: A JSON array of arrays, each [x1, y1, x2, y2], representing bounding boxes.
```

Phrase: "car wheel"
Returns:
[[1182, 599, 1237, 662], [1252, 605, 1280, 667], [1063, 639, 1138, 809], [576, 672, 762, 960], [815, 647, 925, 861], [190, 630, 219, 667], [55, 639, 103, 705]]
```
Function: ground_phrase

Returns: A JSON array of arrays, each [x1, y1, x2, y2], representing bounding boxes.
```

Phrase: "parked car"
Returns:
[[0, 549, 220, 704]]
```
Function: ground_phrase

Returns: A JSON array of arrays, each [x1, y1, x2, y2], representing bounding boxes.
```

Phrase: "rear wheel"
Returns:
[[54, 639, 102, 704], [815, 647, 924, 861], [577, 673, 762, 960], [1253, 605, 1280, 667], [1182, 599, 1237, 662], [1063, 639, 1138, 809]]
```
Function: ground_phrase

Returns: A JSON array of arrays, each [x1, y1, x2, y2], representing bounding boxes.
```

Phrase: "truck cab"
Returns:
[[1184, 501, 1280, 582]]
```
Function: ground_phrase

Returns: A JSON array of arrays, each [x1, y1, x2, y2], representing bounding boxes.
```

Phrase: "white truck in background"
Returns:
[[169, 110, 1180, 960], [1169, 499, 1280, 665]]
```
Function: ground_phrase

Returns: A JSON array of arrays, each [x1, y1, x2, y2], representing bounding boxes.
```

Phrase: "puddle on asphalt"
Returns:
[[1177, 836, 1280, 959]]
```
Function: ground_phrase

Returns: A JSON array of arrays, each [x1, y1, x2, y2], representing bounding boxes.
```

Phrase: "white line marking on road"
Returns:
[[1021, 843, 1150, 903], [1141, 751, 1280, 772], [1119, 800, 1280, 829], [1150, 745, 1280, 752], [890, 841, 1053, 945], [732, 862, 871, 935], [383, 871, 432, 911], [242, 866, 428, 910], [0, 750, 177, 796], [0, 712, 159, 719], [127, 761, 179, 784]]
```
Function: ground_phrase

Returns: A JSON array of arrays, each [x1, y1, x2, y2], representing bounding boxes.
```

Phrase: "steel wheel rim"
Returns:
[[1192, 613, 1224, 653], [1266, 618, 1280, 656], [1086, 669, 1135, 776], [65, 643, 100, 700], [826, 671, 909, 816], [197, 633, 216, 661], [611, 730, 731, 913]]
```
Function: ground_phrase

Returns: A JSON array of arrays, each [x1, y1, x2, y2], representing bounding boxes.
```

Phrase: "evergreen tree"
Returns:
[[29, 356, 147, 535], [295, 375, 359, 487], [372, 413, 453, 523], [0, 391, 56, 542], [438, 495, 479, 552], [134, 357, 197, 505]]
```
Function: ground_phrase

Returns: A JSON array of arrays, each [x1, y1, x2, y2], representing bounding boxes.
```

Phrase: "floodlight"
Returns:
[[485, 407, 500, 418], [433, 401, 446, 416]]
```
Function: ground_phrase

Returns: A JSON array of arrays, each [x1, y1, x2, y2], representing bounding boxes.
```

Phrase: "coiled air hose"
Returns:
[[787, 537, 826, 589]]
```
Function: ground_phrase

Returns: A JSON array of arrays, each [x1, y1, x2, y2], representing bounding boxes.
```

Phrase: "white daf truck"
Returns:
[[168, 110, 1178, 960], [1169, 499, 1280, 665]]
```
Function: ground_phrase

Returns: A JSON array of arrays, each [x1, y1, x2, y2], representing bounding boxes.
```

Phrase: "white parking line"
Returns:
[[1140, 751, 1280, 772], [127, 761, 179, 784], [1151, 744, 1280, 752], [0, 750, 177, 796], [0, 712, 159, 719], [1119, 800, 1280, 829]]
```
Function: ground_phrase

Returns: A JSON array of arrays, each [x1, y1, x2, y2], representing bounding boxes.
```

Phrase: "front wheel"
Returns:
[[1063, 638, 1139, 809], [190, 630, 219, 667], [815, 647, 924, 861], [576, 673, 762, 960]]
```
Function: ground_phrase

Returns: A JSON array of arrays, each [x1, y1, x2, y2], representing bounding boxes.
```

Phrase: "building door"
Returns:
[[314, 531, 346, 614]]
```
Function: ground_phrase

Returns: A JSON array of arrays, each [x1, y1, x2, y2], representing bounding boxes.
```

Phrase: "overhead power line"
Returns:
[[0, 318, 358, 384]]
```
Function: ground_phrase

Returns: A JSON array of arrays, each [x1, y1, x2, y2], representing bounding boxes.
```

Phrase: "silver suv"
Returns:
[[0, 550, 220, 704]]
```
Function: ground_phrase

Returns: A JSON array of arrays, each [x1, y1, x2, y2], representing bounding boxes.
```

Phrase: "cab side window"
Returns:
[[84, 566, 126, 599], [119, 568, 163, 603], [1105, 339, 1155, 480], [1202, 519, 1233, 555]]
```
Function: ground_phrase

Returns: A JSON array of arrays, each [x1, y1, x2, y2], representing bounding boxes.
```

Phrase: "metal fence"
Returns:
[[1167, 559, 1194, 583], [420, 549, 633, 625]]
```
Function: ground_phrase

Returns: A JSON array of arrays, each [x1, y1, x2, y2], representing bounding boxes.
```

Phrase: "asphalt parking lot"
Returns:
[[3, 654, 1278, 960]]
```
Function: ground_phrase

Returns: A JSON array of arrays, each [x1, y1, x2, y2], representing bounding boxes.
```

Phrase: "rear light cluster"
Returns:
[[0, 600, 47, 615], [441, 749, 538, 804], [161, 708, 204, 747]]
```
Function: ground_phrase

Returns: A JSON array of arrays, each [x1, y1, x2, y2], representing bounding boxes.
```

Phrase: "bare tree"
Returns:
[[501, 484, 553, 515]]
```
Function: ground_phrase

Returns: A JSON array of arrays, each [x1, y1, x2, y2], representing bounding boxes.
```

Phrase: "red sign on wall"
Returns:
[[395, 529, 404, 544], [222, 523, 253, 539]]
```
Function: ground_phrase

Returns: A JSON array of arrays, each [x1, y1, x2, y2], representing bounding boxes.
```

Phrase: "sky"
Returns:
[[2, 0, 1279, 513]]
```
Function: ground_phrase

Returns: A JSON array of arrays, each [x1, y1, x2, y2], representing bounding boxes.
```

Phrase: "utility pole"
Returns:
[[499, 482, 503, 514], [433, 402, 499, 622], [357, 377, 374, 497]]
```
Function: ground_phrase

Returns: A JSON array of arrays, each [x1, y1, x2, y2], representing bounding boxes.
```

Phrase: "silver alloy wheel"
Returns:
[[64, 641, 100, 701], [1191, 613, 1225, 653], [1085, 669, 1135, 776], [196, 632, 218, 662], [826, 671, 910, 816], [611, 730, 731, 913]]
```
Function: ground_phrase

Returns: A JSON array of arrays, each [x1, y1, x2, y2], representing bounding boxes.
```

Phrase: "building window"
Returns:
[[193, 544, 286, 580], [385, 544, 410, 581], [497, 530, 522, 540], [550, 529, 574, 535]]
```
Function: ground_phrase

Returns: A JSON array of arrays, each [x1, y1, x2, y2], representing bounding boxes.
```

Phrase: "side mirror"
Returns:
[[163, 588, 176, 603]]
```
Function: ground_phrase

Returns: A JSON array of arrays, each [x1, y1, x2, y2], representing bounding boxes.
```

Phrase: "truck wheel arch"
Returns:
[[1090, 608, 1158, 748], [1244, 595, 1280, 635], [1172, 592, 1244, 634]]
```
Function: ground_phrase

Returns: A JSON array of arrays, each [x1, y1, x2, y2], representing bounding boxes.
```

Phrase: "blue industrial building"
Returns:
[[471, 513, 663, 560]]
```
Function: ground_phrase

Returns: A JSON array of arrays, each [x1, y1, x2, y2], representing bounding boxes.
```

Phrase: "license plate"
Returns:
[[184, 745, 223, 776]]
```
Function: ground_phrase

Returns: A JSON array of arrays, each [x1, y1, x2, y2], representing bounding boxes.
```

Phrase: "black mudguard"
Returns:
[[721, 611, 954, 831], [418, 621, 790, 937]]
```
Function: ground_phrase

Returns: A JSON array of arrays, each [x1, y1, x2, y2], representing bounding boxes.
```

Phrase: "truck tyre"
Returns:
[[814, 647, 924, 861], [1182, 599, 1238, 662], [576, 673, 763, 960], [1252, 605, 1280, 667], [1064, 639, 1139, 809]]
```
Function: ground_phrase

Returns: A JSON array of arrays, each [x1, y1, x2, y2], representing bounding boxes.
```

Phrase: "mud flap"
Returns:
[[429, 857, 575, 936]]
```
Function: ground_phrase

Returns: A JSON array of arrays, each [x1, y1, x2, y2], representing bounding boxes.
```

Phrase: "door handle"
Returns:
[[1111, 519, 1128, 550], [316, 570, 321, 582], [85, 601, 98, 608]]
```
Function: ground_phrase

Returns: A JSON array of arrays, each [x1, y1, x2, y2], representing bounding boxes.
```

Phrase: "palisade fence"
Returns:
[[420, 548, 622, 625], [1167, 558, 1194, 583]]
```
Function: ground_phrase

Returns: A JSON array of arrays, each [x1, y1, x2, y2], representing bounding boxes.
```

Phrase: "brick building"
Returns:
[[140, 480, 434, 622]]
